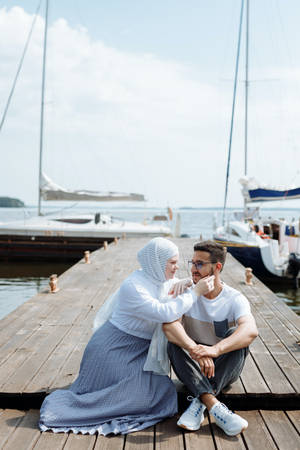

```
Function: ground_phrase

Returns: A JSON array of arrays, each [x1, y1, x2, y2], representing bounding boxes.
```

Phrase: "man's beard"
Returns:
[[192, 268, 214, 283]]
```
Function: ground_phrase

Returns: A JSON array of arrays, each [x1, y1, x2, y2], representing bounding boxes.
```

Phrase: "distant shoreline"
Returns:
[[0, 197, 25, 208], [1, 204, 299, 211]]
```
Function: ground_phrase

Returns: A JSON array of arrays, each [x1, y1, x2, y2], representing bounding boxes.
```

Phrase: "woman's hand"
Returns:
[[168, 278, 193, 297], [193, 275, 215, 297]]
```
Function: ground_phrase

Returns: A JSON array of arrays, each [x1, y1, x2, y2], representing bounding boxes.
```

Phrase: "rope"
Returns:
[[0, 0, 43, 134]]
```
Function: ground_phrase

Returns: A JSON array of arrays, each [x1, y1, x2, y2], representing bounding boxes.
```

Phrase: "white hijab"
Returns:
[[93, 237, 179, 375], [137, 237, 178, 285]]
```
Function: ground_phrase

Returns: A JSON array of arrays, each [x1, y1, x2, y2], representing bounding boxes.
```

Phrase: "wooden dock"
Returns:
[[0, 409, 299, 449], [0, 238, 299, 448]]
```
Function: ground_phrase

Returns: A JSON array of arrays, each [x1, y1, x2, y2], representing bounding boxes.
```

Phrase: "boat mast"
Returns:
[[38, 0, 49, 216], [243, 0, 249, 218], [222, 0, 244, 226]]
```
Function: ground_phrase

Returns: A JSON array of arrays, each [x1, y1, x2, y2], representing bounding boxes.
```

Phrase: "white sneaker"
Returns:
[[177, 396, 206, 431], [210, 402, 248, 436]]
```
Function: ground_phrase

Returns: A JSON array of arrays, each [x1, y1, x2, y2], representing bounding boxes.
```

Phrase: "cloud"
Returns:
[[0, 6, 299, 208]]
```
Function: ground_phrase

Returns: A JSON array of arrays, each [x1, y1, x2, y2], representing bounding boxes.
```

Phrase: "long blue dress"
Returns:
[[39, 321, 177, 435]]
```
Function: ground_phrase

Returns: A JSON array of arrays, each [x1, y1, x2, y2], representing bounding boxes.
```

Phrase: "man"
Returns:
[[163, 240, 258, 436]]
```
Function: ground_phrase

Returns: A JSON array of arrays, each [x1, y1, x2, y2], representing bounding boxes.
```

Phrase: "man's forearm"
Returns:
[[215, 322, 258, 355], [162, 320, 196, 351], [190, 315, 258, 360]]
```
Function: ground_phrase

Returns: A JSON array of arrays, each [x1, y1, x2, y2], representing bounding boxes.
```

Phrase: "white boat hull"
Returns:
[[0, 213, 172, 261]]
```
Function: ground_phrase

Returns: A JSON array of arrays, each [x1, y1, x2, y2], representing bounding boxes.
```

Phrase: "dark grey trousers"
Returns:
[[167, 328, 248, 397]]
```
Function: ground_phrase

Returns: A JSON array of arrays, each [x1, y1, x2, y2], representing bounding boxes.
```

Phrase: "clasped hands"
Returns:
[[189, 344, 221, 378]]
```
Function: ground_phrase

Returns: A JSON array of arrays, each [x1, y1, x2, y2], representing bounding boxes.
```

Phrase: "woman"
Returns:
[[39, 237, 213, 435]]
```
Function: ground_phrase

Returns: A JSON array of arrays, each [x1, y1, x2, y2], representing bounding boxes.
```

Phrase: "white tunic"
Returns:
[[110, 269, 195, 340]]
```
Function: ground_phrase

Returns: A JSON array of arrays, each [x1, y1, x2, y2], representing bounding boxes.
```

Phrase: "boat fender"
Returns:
[[256, 230, 270, 239]]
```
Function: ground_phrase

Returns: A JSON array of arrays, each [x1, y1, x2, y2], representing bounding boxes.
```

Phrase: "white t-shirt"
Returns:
[[182, 283, 251, 345]]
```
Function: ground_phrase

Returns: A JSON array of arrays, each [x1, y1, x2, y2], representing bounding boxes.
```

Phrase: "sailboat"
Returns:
[[213, 0, 300, 285], [0, 0, 172, 261]]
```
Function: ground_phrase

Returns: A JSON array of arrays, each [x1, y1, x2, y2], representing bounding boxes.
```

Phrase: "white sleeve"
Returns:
[[119, 280, 195, 323], [233, 293, 251, 321]]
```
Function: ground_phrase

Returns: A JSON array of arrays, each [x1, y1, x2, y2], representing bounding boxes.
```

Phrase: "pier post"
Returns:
[[49, 274, 59, 293], [84, 251, 90, 263]]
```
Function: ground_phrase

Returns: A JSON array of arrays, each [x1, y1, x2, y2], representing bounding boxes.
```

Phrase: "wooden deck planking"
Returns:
[[248, 336, 295, 394], [1, 409, 40, 450], [221, 257, 300, 396], [184, 415, 216, 450], [260, 410, 300, 450], [0, 325, 70, 393], [62, 432, 97, 450], [32, 430, 68, 450], [0, 409, 299, 449], [0, 239, 147, 395], [286, 410, 300, 433], [125, 426, 154, 450], [93, 434, 124, 450], [0, 238, 299, 406], [238, 410, 277, 450], [238, 353, 270, 394], [0, 409, 26, 449], [156, 417, 185, 450]]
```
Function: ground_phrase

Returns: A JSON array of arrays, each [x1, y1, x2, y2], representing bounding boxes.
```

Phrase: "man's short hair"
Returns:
[[193, 240, 227, 266]]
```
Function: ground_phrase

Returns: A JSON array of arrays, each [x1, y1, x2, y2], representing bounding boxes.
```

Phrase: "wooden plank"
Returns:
[[238, 410, 277, 450], [265, 342, 300, 392], [223, 377, 245, 395], [0, 325, 69, 393], [0, 325, 40, 371], [33, 431, 68, 450], [286, 410, 300, 434], [184, 415, 215, 450], [24, 324, 85, 393], [63, 432, 96, 450], [50, 328, 90, 390], [239, 354, 270, 394], [0, 410, 26, 448], [261, 410, 300, 450], [156, 417, 185, 450], [94, 434, 124, 450], [125, 426, 154, 449], [249, 336, 295, 393], [2, 409, 40, 450]]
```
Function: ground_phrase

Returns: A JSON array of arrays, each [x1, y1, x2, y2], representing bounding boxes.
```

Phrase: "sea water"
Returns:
[[0, 206, 299, 319]]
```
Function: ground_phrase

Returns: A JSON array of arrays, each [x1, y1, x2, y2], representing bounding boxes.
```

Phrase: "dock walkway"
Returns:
[[0, 238, 299, 448], [1, 409, 299, 449]]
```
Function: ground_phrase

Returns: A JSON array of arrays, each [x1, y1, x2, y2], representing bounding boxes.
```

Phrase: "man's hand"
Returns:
[[168, 278, 193, 297], [197, 356, 215, 378], [190, 344, 220, 360]]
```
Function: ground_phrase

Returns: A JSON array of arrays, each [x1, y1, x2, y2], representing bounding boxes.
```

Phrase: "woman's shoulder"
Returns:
[[121, 270, 153, 293]]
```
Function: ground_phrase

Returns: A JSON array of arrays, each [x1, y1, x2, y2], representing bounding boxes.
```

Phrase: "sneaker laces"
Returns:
[[186, 396, 203, 417], [213, 403, 233, 420]]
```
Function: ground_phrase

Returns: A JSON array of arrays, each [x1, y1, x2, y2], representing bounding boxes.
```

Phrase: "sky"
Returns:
[[0, 0, 300, 208]]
